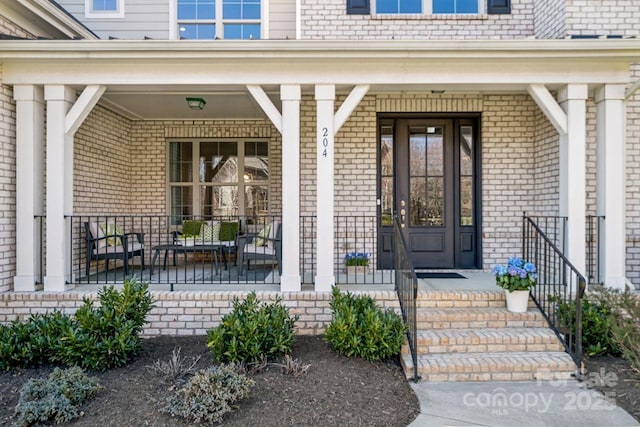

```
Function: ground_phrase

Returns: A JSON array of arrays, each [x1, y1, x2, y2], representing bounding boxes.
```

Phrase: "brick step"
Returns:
[[402, 328, 564, 355], [416, 290, 537, 309], [401, 351, 576, 382], [416, 307, 548, 329]]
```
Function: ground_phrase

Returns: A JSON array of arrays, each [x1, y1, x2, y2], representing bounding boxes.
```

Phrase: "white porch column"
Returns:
[[44, 85, 75, 292], [13, 85, 45, 291], [558, 84, 588, 276], [315, 85, 336, 291], [595, 85, 627, 289], [280, 85, 302, 291]]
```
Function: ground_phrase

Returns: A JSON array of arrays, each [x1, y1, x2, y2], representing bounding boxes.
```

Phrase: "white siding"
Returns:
[[269, 0, 296, 39], [55, 0, 170, 40]]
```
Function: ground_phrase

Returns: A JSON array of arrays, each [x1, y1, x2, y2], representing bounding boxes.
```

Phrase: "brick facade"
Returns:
[[0, 289, 400, 336], [533, 0, 566, 39], [299, 0, 536, 40]]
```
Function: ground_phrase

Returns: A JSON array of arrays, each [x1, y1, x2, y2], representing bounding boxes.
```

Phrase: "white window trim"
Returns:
[[167, 139, 271, 219], [85, 0, 125, 19], [372, 0, 483, 15], [174, 0, 266, 40]]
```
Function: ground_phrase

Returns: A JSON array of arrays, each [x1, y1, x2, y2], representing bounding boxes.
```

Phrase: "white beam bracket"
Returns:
[[334, 85, 370, 132], [246, 85, 282, 134], [64, 85, 106, 136], [528, 84, 568, 135]]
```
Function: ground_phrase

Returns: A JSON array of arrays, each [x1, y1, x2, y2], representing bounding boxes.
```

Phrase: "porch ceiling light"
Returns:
[[186, 97, 206, 110]]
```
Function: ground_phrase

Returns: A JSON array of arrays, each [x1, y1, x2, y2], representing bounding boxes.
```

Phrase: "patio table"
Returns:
[[149, 241, 235, 276]]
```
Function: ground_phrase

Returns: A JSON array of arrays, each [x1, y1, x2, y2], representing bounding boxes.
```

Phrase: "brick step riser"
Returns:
[[402, 341, 564, 355], [400, 356, 576, 382], [417, 300, 537, 308], [416, 319, 549, 329]]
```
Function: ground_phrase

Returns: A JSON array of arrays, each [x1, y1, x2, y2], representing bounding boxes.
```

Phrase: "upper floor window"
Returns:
[[85, 0, 125, 18], [374, 0, 479, 14], [177, 0, 261, 40]]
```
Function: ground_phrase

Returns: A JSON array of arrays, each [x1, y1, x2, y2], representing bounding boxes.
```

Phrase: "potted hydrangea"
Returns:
[[344, 252, 369, 275], [492, 257, 537, 313]]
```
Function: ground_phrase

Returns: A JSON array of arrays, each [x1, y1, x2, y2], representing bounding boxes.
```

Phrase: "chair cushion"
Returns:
[[254, 223, 271, 247], [243, 243, 276, 256], [99, 223, 123, 246], [182, 220, 203, 237], [219, 221, 238, 241], [88, 222, 106, 249], [199, 221, 220, 242], [269, 221, 280, 240], [94, 241, 143, 255]]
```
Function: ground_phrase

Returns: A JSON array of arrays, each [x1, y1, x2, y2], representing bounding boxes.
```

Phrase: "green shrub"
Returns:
[[53, 278, 154, 371], [14, 366, 101, 426], [550, 291, 620, 356], [206, 292, 297, 364], [592, 286, 640, 372], [162, 364, 254, 425], [0, 312, 72, 371], [325, 287, 406, 361]]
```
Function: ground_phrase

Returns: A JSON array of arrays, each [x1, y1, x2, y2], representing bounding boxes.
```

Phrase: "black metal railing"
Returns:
[[523, 214, 586, 368], [299, 215, 394, 285], [66, 215, 282, 287], [394, 216, 419, 382], [586, 215, 604, 286]]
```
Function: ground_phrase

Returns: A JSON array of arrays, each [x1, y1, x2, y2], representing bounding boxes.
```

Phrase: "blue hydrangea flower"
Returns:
[[508, 257, 524, 268], [523, 262, 536, 273]]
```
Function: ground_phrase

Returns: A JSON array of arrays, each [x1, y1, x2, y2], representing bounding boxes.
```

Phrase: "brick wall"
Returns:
[[481, 95, 537, 266], [74, 106, 133, 214], [534, 0, 566, 39], [0, 14, 37, 292], [0, 289, 400, 336], [626, 65, 640, 289], [299, 0, 535, 40], [532, 108, 559, 216], [566, 0, 640, 37]]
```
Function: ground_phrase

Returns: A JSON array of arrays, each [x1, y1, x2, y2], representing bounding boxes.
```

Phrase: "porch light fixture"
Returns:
[[186, 97, 206, 110]]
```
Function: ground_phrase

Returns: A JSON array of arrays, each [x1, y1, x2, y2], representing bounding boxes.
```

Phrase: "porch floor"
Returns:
[[417, 271, 495, 292]]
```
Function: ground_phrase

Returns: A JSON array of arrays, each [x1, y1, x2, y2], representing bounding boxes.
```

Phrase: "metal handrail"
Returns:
[[523, 214, 586, 369], [393, 216, 420, 381]]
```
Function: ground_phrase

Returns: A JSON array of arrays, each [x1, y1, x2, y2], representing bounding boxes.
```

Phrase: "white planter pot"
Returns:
[[505, 290, 530, 313]]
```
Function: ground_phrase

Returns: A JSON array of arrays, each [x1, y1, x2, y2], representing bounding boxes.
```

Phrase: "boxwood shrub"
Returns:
[[325, 286, 406, 361]]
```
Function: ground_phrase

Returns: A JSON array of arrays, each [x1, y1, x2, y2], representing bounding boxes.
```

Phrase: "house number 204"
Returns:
[[321, 127, 329, 157]]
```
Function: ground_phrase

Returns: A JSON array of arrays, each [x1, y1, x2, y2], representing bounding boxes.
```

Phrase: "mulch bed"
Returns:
[[0, 335, 420, 426], [584, 354, 640, 422]]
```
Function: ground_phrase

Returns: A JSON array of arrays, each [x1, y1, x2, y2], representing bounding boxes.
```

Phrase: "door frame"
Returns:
[[376, 112, 483, 269]]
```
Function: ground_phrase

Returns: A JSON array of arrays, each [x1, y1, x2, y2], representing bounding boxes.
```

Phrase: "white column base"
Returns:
[[13, 276, 36, 292], [44, 275, 66, 292], [605, 275, 627, 290], [280, 274, 301, 292], [314, 274, 335, 292]]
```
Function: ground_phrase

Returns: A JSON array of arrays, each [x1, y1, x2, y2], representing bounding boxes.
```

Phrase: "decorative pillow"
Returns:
[[182, 220, 202, 237], [254, 224, 271, 247], [99, 223, 122, 246], [199, 222, 221, 242], [219, 222, 238, 242]]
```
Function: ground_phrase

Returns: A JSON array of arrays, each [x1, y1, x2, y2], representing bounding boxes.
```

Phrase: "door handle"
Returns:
[[400, 207, 406, 228]]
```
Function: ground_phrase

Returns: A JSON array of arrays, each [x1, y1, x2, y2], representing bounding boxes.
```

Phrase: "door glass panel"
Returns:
[[427, 178, 444, 226], [409, 130, 426, 176], [427, 128, 443, 176], [410, 178, 426, 226], [200, 142, 238, 183], [380, 124, 394, 227], [460, 177, 473, 225], [381, 177, 393, 226], [460, 125, 473, 226]]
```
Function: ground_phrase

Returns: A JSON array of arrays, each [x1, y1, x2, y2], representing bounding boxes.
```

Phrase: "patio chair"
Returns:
[[85, 222, 145, 276], [237, 221, 282, 275]]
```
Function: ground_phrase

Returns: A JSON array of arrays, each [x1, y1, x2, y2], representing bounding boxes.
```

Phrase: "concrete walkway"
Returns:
[[408, 380, 639, 427]]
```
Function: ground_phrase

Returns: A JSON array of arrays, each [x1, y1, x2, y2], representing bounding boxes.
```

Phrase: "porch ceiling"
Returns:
[[2, 39, 640, 120]]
